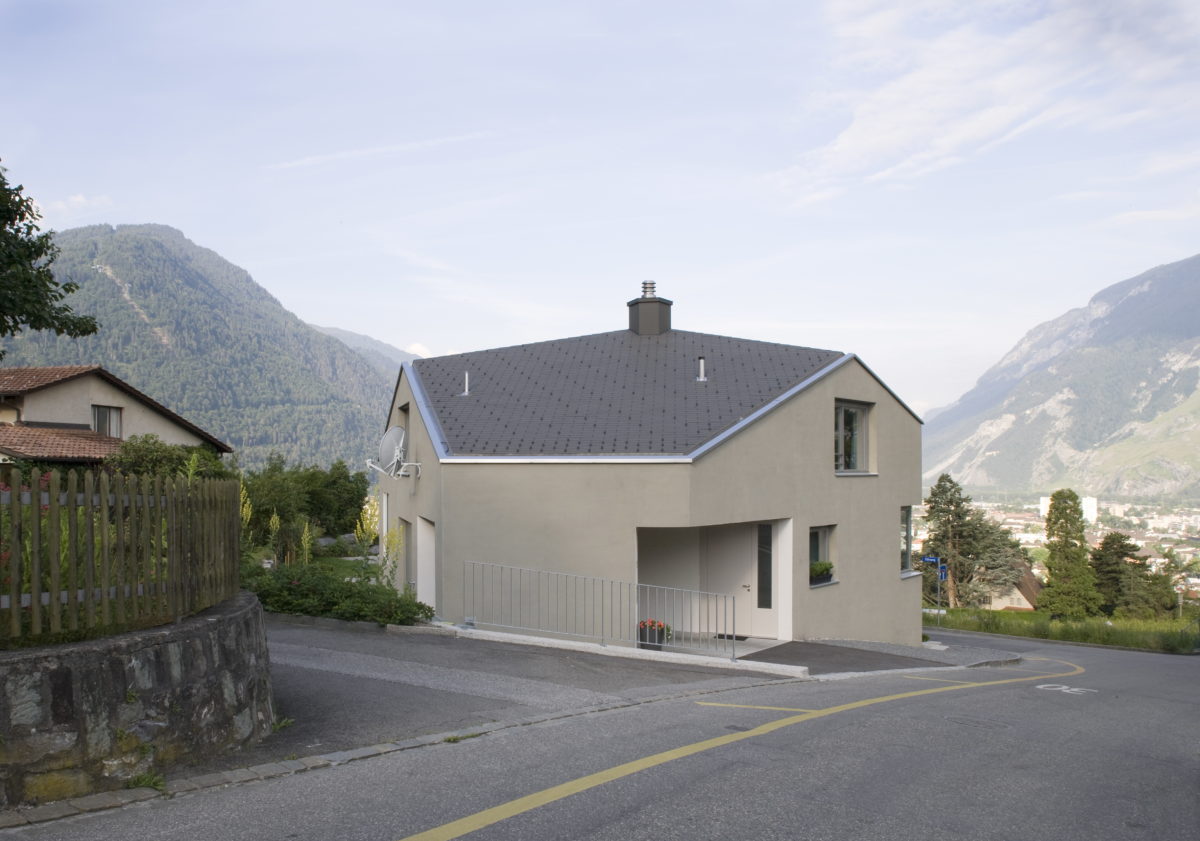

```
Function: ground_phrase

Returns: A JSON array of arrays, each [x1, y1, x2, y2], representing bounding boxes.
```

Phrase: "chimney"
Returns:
[[627, 281, 673, 336]]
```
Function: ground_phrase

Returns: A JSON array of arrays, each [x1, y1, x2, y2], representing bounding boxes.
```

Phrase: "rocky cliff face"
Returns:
[[924, 254, 1200, 498]]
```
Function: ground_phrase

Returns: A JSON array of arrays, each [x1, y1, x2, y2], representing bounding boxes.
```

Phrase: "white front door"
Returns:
[[702, 524, 777, 638]]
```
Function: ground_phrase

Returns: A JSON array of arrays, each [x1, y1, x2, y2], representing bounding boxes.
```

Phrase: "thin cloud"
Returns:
[[267, 131, 494, 170], [779, 0, 1200, 203], [1103, 199, 1200, 226], [37, 194, 114, 226]]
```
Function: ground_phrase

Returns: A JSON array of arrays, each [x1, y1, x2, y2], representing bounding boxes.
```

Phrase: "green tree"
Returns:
[[241, 454, 369, 563], [922, 474, 1028, 607], [1038, 489, 1102, 619], [1089, 532, 1142, 615], [0, 162, 97, 357], [298, 460, 369, 535], [103, 434, 234, 479]]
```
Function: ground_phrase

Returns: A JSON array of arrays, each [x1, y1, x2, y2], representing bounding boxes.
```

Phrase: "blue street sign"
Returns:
[[938, 564, 948, 581], [922, 555, 941, 564]]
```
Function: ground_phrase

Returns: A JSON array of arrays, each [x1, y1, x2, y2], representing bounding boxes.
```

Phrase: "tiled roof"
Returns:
[[0, 424, 124, 463], [0, 365, 103, 395], [0, 366, 231, 453], [412, 330, 844, 456]]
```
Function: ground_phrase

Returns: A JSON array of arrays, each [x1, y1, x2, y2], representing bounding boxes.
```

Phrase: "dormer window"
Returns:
[[92, 405, 122, 438]]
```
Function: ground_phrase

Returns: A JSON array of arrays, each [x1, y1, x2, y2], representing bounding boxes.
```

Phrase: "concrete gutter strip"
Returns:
[[452, 626, 814, 679]]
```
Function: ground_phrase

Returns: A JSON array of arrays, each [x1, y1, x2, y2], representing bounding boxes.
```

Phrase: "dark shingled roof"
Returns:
[[412, 330, 844, 456]]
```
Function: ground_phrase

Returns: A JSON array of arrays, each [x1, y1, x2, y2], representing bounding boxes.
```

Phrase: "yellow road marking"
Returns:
[[899, 675, 977, 684], [398, 659, 1084, 841], [694, 702, 818, 712]]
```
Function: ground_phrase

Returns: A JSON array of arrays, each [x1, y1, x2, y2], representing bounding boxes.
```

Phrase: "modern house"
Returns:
[[377, 286, 924, 646], [0, 365, 231, 465]]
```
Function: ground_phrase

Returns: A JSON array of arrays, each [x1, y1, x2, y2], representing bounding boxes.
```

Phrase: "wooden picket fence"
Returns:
[[0, 467, 241, 645]]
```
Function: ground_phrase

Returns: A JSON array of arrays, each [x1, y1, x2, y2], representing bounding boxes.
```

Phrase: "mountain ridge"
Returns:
[[310, 325, 419, 379], [0, 224, 397, 469], [924, 253, 1200, 499]]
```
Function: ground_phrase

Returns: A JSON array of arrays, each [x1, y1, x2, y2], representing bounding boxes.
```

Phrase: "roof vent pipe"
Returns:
[[696, 356, 707, 382], [461, 371, 470, 397], [642, 280, 656, 298]]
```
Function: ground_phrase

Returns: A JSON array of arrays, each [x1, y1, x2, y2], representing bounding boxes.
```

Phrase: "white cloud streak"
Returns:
[[779, 0, 1200, 202]]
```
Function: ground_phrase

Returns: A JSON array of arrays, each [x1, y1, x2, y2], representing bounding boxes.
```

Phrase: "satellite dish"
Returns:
[[367, 426, 421, 478]]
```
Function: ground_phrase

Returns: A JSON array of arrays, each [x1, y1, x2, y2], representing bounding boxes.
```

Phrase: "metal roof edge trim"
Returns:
[[848, 354, 924, 424], [403, 361, 452, 460], [440, 456, 694, 465], [684, 352, 856, 460]]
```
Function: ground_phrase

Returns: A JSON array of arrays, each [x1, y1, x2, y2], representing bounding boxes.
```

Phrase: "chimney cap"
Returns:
[[627, 282, 673, 335]]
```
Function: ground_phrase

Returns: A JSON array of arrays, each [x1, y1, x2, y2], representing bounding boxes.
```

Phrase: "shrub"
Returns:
[[242, 560, 434, 626]]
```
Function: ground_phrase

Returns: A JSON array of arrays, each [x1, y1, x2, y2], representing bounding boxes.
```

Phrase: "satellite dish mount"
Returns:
[[367, 426, 421, 478]]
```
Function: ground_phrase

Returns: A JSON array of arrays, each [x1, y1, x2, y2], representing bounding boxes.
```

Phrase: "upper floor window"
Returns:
[[92, 405, 122, 438], [835, 401, 870, 472], [900, 506, 913, 571]]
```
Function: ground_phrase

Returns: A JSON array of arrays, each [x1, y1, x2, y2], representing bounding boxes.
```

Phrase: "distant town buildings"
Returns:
[[916, 495, 1200, 600]]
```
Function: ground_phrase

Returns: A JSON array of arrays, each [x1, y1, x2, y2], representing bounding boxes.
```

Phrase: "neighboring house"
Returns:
[[983, 567, 1043, 611], [377, 286, 924, 645], [0, 365, 231, 465]]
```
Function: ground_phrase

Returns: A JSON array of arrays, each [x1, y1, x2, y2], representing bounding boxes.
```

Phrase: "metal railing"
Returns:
[[463, 561, 738, 659]]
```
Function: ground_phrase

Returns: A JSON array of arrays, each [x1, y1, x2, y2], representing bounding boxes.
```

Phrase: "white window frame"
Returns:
[[91, 405, 123, 438]]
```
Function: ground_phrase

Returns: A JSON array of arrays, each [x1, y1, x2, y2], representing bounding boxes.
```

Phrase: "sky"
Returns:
[[3, 0, 1198, 415]]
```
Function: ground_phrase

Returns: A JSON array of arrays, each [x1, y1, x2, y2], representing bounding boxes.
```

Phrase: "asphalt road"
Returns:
[[4, 625, 1197, 841]]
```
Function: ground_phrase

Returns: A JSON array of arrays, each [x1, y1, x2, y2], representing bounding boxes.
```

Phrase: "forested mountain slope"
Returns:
[[924, 253, 1200, 498], [0, 224, 394, 469], [311, 325, 418, 379]]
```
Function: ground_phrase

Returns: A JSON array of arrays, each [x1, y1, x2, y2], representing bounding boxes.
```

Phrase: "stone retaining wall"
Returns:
[[0, 591, 274, 807]]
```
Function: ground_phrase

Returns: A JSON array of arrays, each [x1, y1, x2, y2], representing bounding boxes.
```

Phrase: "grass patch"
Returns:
[[272, 716, 295, 732], [443, 732, 484, 744], [932, 609, 1200, 653], [125, 771, 165, 792]]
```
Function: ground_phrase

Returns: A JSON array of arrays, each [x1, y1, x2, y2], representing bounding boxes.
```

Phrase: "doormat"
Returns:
[[715, 633, 748, 641]]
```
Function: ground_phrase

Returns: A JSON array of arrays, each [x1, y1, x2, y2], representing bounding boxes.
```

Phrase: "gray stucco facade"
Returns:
[[377, 292, 924, 645]]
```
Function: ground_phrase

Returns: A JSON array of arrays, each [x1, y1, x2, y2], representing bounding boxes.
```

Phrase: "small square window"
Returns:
[[809, 525, 835, 584], [91, 405, 122, 438]]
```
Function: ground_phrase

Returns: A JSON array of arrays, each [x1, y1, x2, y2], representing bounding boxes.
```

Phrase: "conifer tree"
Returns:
[[1089, 532, 1142, 615], [923, 474, 1027, 607], [1038, 489, 1102, 619]]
